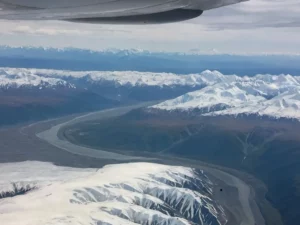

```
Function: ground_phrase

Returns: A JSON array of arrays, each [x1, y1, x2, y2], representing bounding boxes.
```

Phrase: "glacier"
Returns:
[[0, 161, 227, 225]]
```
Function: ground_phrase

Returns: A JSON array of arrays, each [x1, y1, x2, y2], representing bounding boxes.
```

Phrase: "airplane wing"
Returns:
[[0, 0, 247, 24]]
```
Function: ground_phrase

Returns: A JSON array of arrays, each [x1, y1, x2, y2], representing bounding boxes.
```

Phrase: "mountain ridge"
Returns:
[[151, 72, 300, 121], [0, 161, 226, 225]]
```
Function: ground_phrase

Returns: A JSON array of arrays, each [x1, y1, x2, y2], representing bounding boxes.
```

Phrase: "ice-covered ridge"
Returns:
[[0, 161, 226, 225]]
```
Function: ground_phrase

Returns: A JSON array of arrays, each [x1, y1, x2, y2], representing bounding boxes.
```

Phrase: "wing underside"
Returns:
[[0, 0, 247, 23]]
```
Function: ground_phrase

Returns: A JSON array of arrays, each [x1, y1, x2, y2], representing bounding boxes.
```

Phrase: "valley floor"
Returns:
[[0, 104, 272, 225]]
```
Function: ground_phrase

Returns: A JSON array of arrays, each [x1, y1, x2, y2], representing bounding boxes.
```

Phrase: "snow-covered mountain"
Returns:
[[151, 72, 300, 121], [0, 68, 74, 89], [0, 68, 221, 126], [152, 83, 265, 112], [212, 88, 300, 120], [2, 67, 300, 92], [0, 68, 231, 89], [0, 162, 227, 225], [3, 67, 300, 122]]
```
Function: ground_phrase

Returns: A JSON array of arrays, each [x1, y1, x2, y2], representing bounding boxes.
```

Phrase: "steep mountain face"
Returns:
[[0, 162, 227, 225]]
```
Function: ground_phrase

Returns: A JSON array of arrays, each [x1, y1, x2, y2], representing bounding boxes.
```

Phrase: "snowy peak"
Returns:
[[0, 162, 226, 225], [152, 83, 265, 112]]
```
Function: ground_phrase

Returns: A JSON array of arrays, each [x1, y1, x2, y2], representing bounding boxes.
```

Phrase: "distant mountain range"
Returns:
[[0, 67, 207, 101], [1, 46, 300, 75], [2, 67, 300, 126], [0, 67, 208, 126], [0, 67, 210, 89]]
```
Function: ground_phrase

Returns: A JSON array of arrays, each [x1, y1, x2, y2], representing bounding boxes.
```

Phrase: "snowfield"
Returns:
[[0, 161, 226, 225]]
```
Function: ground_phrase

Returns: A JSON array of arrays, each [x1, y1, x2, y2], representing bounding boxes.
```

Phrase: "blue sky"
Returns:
[[0, 0, 299, 54]]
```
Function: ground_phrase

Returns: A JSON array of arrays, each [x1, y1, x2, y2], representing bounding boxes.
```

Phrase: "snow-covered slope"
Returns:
[[0, 162, 226, 225], [213, 88, 300, 120], [152, 83, 265, 112], [0, 68, 73, 89], [235, 74, 300, 97], [151, 72, 300, 121]]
